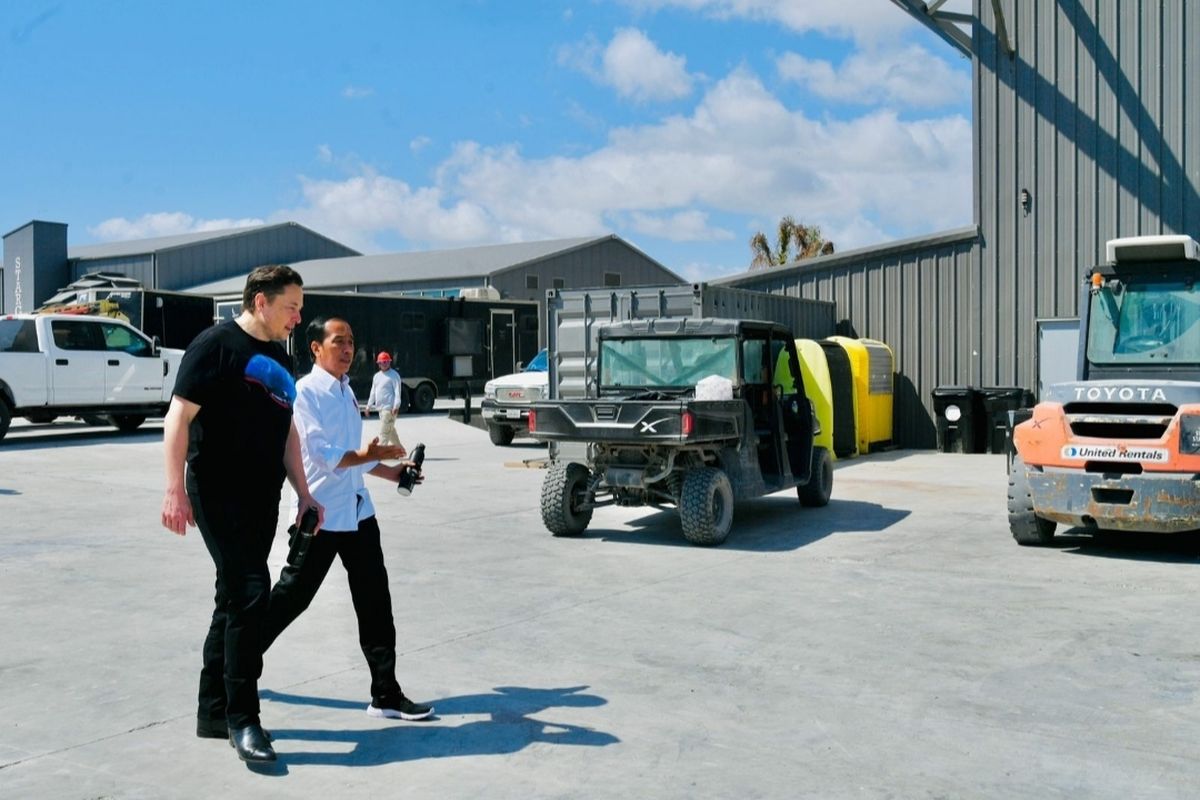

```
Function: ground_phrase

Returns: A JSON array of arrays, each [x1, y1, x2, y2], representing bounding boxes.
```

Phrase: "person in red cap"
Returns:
[[366, 351, 403, 446]]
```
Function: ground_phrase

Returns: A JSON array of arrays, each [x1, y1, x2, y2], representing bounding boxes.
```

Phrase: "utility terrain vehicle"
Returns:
[[530, 317, 833, 545]]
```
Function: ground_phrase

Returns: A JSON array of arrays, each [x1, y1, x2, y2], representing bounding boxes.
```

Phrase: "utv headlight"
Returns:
[[1179, 414, 1200, 454]]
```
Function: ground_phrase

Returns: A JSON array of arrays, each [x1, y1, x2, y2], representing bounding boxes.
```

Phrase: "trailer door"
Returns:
[[490, 309, 516, 378]]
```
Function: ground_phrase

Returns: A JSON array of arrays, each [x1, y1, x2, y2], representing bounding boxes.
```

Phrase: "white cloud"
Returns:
[[777, 45, 968, 108], [341, 85, 375, 99], [409, 136, 432, 154], [88, 212, 265, 241], [603, 28, 694, 102], [281, 67, 970, 259], [559, 28, 694, 102], [272, 169, 498, 253], [625, 210, 733, 241]]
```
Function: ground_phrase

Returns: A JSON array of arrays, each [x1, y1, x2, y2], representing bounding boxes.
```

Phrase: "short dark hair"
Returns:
[[305, 316, 349, 349], [242, 265, 304, 312]]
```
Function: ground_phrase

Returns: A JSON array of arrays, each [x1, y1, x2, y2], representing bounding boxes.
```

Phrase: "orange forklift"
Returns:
[[1009, 235, 1200, 544]]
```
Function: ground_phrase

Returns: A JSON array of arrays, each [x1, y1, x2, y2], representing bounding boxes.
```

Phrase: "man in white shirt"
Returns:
[[263, 317, 434, 721], [366, 351, 403, 446]]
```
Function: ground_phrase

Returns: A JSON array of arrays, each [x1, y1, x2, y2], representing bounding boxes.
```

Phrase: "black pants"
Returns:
[[192, 488, 278, 730], [263, 515, 402, 701]]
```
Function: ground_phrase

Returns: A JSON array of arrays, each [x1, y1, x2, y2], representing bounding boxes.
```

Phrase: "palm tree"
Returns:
[[749, 216, 833, 269]]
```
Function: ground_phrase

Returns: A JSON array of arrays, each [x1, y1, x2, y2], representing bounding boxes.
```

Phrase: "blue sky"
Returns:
[[3, 0, 972, 280]]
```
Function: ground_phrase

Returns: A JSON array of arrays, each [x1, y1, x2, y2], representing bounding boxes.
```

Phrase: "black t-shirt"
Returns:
[[174, 320, 295, 502]]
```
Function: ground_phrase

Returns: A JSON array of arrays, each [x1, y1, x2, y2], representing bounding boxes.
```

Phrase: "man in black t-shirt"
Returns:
[[162, 264, 322, 764]]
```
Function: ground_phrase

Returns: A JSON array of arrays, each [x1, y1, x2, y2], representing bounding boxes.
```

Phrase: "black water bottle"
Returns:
[[288, 506, 320, 569], [396, 443, 425, 496]]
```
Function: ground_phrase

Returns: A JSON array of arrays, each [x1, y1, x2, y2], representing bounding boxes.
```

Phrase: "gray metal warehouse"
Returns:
[[1, 220, 360, 313], [185, 235, 684, 346], [717, 0, 1200, 448]]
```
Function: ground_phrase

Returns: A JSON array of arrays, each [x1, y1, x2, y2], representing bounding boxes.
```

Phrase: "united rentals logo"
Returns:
[[1072, 385, 1168, 402], [1060, 444, 1168, 463]]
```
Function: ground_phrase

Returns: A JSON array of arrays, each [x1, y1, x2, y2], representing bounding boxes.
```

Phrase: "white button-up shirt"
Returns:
[[292, 364, 378, 532]]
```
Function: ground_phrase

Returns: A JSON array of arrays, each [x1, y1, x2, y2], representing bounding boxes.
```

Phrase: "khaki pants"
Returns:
[[378, 408, 400, 446]]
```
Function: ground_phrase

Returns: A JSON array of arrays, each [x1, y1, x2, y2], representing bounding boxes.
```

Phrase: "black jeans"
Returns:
[[263, 515, 402, 701], [191, 488, 279, 730]]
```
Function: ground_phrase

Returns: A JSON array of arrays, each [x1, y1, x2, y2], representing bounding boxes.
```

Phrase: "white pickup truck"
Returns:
[[481, 348, 548, 445], [0, 313, 185, 441]]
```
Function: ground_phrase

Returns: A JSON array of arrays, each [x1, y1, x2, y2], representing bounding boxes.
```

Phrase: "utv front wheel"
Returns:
[[680, 467, 734, 546], [797, 446, 833, 507], [1008, 455, 1056, 546], [541, 462, 593, 536]]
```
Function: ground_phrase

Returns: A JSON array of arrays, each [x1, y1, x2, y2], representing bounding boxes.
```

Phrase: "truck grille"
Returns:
[[1063, 402, 1176, 440]]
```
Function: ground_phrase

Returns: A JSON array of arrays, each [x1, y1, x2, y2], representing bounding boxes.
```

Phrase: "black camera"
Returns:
[[396, 443, 425, 496]]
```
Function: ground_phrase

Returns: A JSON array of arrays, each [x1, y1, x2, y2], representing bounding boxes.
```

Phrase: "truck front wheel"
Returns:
[[541, 462, 593, 536], [680, 467, 734, 546], [1008, 455, 1056, 546], [488, 423, 515, 446]]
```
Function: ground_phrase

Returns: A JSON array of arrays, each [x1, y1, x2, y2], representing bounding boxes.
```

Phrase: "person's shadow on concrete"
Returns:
[[259, 685, 619, 766]]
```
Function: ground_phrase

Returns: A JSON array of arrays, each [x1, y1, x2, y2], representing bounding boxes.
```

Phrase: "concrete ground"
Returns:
[[1, 410, 1198, 799]]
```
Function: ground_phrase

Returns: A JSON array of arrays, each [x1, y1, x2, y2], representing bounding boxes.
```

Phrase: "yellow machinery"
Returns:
[[795, 339, 835, 459], [827, 336, 894, 453]]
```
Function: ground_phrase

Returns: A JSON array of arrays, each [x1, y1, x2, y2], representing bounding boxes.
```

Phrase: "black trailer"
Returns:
[[270, 291, 540, 412]]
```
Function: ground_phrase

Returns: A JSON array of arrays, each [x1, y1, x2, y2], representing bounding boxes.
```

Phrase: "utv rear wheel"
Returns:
[[797, 446, 833, 507], [111, 414, 146, 433], [680, 467, 734, 546], [541, 462, 593, 536], [488, 423, 515, 446], [1008, 456, 1056, 546]]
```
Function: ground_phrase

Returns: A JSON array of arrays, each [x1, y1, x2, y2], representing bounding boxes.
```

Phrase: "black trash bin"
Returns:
[[931, 386, 978, 453], [977, 387, 1034, 454]]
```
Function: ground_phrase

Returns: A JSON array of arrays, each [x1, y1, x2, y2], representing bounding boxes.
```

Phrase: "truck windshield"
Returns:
[[599, 336, 738, 388], [1087, 275, 1200, 365]]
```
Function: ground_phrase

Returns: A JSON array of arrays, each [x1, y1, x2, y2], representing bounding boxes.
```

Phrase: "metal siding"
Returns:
[[70, 255, 155, 287], [724, 231, 977, 448], [151, 225, 357, 290]]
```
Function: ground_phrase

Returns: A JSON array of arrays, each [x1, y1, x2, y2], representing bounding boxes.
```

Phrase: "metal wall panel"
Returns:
[[723, 230, 978, 448], [976, 0, 1200, 384], [723, 1, 1199, 448], [153, 224, 357, 290], [70, 255, 155, 288]]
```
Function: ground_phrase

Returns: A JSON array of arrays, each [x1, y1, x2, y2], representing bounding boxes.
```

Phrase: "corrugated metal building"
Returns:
[[717, 0, 1200, 447], [2, 220, 359, 313], [187, 235, 684, 346]]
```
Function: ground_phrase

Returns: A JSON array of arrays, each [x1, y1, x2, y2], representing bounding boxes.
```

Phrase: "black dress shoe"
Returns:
[[228, 724, 276, 762], [197, 718, 272, 741]]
